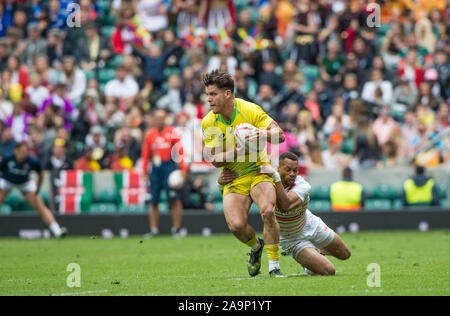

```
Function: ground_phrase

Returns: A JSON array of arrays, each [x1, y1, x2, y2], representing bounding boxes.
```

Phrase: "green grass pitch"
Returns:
[[0, 230, 449, 296]]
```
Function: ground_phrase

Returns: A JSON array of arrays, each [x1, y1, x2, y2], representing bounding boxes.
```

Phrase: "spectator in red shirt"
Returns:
[[141, 109, 189, 238]]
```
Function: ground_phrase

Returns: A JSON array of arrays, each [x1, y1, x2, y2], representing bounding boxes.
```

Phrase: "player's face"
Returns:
[[278, 158, 298, 187], [205, 85, 231, 114]]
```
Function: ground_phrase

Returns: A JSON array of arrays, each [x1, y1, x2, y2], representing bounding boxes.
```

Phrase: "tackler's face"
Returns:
[[205, 85, 232, 114], [278, 159, 298, 187]]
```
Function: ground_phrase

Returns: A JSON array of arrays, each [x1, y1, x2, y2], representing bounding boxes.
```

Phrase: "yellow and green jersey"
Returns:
[[201, 98, 273, 177]]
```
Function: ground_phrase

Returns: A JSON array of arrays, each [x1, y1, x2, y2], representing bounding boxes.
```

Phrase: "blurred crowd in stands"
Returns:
[[0, 0, 448, 183]]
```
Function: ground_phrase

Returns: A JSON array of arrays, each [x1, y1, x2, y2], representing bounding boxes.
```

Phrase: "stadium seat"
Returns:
[[98, 68, 116, 84], [158, 202, 169, 214], [247, 79, 258, 100], [0, 204, 12, 215], [308, 200, 331, 212], [21, 200, 34, 212], [441, 199, 447, 208], [364, 199, 392, 211], [311, 185, 330, 201], [369, 184, 399, 201], [97, 0, 111, 13], [100, 25, 116, 39], [212, 202, 223, 213], [118, 204, 146, 214], [438, 184, 447, 199], [393, 199, 404, 210], [5, 190, 21, 210], [98, 14, 116, 26], [341, 138, 354, 155], [164, 67, 181, 78], [160, 191, 168, 202], [205, 38, 218, 54], [212, 189, 222, 202], [107, 54, 124, 69], [84, 70, 96, 82], [95, 188, 118, 204], [391, 108, 406, 121], [99, 83, 106, 95], [249, 203, 259, 214], [377, 24, 392, 37], [189, 193, 201, 206], [234, 0, 250, 11], [301, 65, 320, 81], [89, 203, 117, 214]]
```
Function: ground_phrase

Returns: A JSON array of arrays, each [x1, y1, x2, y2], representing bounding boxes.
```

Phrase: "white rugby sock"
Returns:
[[49, 222, 62, 238], [151, 227, 159, 235], [269, 260, 280, 272]]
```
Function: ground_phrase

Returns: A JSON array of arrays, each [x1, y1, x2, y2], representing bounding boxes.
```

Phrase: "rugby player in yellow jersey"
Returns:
[[201, 70, 286, 277], [218, 152, 351, 275]]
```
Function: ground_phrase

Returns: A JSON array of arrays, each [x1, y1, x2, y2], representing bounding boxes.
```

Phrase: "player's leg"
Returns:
[[165, 162, 183, 236], [250, 181, 283, 276], [149, 202, 160, 234], [296, 247, 336, 276], [223, 192, 264, 276], [222, 192, 254, 243], [23, 188, 67, 238], [169, 198, 183, 236], [147, 169, 162, 236], [322, 234, 351, 260]]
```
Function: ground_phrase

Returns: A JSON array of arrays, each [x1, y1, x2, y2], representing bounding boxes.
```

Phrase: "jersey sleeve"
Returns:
[[291, 177, 311, 202], [249, 103, 273, 129]]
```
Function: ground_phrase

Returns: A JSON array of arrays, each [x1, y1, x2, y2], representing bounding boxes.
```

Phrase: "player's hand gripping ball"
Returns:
[[234, 123, 266, 153]]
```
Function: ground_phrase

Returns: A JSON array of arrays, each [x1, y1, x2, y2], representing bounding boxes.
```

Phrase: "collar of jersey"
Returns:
[[216, 99, 237, 126]]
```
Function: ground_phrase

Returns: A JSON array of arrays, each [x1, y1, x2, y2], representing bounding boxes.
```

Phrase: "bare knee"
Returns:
[[318, 264, 335, 276], [337, 248, 351, 260], [260, 205, 276, 222], [322, 264, 336, 276], [228, 220, 247, 235]]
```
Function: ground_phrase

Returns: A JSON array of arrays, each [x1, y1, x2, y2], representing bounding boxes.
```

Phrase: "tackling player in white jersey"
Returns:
[[218, 151, 351, 275]]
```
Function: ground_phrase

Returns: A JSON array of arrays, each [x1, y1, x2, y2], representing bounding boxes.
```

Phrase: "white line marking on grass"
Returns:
[[52, 290, 108, 296], [229, 273, 305, 280]]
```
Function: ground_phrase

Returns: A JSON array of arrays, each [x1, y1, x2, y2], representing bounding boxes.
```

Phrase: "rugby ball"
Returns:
[[168, 170, 185, 190], [234, 123, 265, 153]]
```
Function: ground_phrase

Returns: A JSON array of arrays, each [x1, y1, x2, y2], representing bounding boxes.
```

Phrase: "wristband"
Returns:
[[272, 172, 281, 183]]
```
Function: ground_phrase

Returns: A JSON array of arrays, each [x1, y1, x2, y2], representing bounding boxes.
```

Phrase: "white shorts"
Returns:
[[280, 210, 335, 260], [0, 178, 37, 194]]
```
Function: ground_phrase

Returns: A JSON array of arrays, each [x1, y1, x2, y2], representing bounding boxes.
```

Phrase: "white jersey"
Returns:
[[275, 176, 311, 237], [276, 176, 335, 259]]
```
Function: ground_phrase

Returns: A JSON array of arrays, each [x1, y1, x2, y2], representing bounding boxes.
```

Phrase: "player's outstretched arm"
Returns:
[[259, 165, 302, 212]]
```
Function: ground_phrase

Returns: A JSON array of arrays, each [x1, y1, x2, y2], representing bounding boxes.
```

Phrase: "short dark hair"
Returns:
[[416, 165, 425, 175], [343, 167, 353, 179], [201, 70, 234, 92], [279, 152, 299, 165], [14, 141, 28, 150]]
